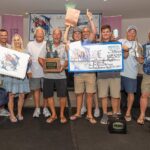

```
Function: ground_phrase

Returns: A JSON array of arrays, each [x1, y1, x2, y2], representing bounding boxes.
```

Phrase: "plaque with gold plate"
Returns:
[[44, 41, 61, 73]]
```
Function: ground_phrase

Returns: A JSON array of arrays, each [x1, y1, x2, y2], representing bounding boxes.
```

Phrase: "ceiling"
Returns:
[[1, 0, 150, 18]]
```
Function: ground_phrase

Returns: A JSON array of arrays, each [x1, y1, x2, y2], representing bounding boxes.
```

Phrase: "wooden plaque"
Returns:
[[44, 58, 61, 73]]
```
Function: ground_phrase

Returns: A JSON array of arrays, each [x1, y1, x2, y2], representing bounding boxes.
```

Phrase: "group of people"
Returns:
[[0, 10, 150, 125]]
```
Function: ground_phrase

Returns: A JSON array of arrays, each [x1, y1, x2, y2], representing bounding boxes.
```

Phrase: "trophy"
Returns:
[[43, 40, 61, 73]]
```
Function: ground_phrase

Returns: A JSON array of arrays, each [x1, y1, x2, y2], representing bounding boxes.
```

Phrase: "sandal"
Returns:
[[107, 111, 113, 116], [10, 116, 18, 123], [70, 114, 81, 121], [46, 116, 57, 123], [125, 115, 132, 122], [17, 115, 24, 121], [60, 117, 67, 124], [137, 116, 144, 125], [86, 116, 97, 124]]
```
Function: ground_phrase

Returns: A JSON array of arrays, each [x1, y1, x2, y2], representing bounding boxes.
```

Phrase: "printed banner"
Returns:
[[68, 41, 123, 72], [0, 46, 30, 79]]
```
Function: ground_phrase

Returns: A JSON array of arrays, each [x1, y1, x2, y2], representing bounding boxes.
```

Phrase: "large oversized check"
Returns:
[[68, 41, 123, 72], [0, 46, 30, 79]]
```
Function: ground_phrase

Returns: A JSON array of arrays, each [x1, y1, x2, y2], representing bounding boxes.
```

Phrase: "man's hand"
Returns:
[[122, 45, 129, 59], [86, 9, 93, 21], [59, 66, 65, 72], [27, 72, 32, 79], [136, 56, 144, 64]]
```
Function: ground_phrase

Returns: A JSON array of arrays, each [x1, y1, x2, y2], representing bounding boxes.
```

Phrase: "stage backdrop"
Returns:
[[29, 13, 101, 41]]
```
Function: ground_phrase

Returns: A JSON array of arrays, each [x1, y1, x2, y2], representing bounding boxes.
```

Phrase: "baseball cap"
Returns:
[[73, 27, 81, 33], [127, 25, 137, 32]]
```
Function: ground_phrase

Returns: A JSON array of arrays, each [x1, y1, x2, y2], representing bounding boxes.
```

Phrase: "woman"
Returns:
[[3, 34, 30, 122]]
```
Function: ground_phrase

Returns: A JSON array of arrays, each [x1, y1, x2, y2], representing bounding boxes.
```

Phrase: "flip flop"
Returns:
[[86, 116, 97, 124], [10, 116, 18, 123], [60, 117, 67, 124], [125, 115, 132, 122], [137, 117, 144, 125], [70, 114, 81, 121], [46, 116, 57, 124]]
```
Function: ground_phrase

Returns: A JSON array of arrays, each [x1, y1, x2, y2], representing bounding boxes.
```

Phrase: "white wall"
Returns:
[[122, 18, 150, 44], [23, 17, 29, 46], [0, 16, 2, 28]]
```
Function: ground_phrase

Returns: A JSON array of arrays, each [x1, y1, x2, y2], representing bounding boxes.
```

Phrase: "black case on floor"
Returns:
[[108, 115, 127, 134]]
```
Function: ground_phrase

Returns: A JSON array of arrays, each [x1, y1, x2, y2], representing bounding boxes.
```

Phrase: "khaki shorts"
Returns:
[[141, 74, 150, 94], [97, 78, 121, 98], [74, 73, 96, 94]]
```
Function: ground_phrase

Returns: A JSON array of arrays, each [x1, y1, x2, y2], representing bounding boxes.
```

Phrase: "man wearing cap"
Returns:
[[119, 25, 143, 121], [64, 10, 97, 123], [80, 10, 100, 119]]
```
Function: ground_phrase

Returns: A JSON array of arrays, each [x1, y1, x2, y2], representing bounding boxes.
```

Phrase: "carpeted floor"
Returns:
[[0, 108, 150, 150]]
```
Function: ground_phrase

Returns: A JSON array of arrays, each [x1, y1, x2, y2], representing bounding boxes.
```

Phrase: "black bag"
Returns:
[[0, 87, 8, 106], [108, 115, 127, 134]]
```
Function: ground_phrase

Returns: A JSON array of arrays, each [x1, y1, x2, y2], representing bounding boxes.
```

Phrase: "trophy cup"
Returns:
[[44, 40, 61, 73]]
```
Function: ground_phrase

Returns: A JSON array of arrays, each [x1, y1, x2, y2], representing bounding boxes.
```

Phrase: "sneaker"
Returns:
[[33, 108, 41, 118], [145, 116, 150, 121], [0, 108, 10, 116], [43, 107, 51, 117], [81, 106, 87, 115], [100, 114, 108, 125], [94, 108, 100, 118]]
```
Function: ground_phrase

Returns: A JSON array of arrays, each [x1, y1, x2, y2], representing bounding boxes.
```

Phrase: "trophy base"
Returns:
[[44, 58, 61, 73]]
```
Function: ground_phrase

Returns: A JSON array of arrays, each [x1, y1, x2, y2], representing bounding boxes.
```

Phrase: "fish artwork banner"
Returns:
[[29, 13, 101, 41], [68, 41, 123, 72], [0, 46, 30, 79]]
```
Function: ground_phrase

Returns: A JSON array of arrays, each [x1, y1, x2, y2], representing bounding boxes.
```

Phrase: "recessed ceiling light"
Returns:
[[104, 0, 108, 2], [25, 12, 29, 15]]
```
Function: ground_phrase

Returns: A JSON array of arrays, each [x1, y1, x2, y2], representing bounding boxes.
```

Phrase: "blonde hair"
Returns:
[[11, 34, 24, 52]]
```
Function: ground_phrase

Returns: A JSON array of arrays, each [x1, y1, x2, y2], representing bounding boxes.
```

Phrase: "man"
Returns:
[[79, 10, 100, 119], [38, 28, 68, 123], [27, 27, 50, 118], [64, 24, 96, 123], [119, 25, 143, 122], [0, 29, 10, 117], [97, 25, 121, 124], [137, 31, 150, 124]]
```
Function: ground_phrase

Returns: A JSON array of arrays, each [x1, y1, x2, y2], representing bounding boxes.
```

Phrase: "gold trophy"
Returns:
[[44, 41, 61, 73]]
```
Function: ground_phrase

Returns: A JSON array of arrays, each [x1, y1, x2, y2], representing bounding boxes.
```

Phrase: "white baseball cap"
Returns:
[[127, 25, 137, 32]]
